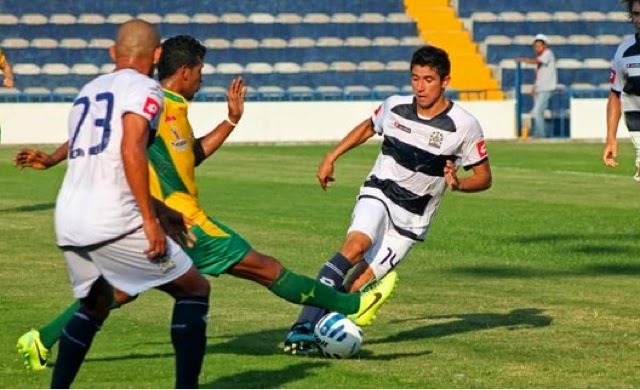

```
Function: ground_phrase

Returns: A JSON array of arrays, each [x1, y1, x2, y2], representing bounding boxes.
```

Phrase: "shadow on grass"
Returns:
[[0, 202, 55, 213], [450, 263, 640, 278], [201, 361, 329, 389], [369, 308, 552, 345]]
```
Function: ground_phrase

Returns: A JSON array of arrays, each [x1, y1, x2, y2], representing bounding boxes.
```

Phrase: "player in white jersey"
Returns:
[[50, 20, 210, 388], [603, 0, 640, 181], [284, 45, 493, 354]]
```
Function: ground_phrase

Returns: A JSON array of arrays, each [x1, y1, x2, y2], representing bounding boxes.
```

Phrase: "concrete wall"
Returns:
[[0, 99, 517, 145]]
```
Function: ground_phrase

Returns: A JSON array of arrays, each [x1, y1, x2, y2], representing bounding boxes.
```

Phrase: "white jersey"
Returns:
[[610, 34, 640, 130], [55, 69, 163, 247], [358, 95, 488, 241]]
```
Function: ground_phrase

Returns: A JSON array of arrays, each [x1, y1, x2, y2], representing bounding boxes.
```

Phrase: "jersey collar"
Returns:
[[163, 89, 187, 104]]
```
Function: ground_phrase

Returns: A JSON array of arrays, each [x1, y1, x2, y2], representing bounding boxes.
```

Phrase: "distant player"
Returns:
[[284, 45, 493, 354], [44, 20, 211, 388], [15, 34, 397, 372], [603, 0, 640, 180]]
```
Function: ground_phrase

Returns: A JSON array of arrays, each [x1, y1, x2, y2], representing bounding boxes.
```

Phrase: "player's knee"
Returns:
[[81, 277, 113, 321], [113, 289, 137, 305], [341, 235, 371, 261]]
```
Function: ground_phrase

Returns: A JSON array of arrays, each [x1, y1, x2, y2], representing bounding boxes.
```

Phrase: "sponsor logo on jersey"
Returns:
[[170, 126, 188, 151], [165, 114, 177, 122], [428, 131, 443, 149], [143, 97, 160, 117], [476, 139, 487, 158], [609, 69, 616, 84], [373, 104, 382, 117], [393, 121, 412, 133]]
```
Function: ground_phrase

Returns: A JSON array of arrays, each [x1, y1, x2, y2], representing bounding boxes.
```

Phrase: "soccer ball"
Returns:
[[314, 312, 363, 358]]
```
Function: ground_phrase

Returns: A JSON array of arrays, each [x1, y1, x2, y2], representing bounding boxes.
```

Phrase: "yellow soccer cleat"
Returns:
[[16, 329, 50, 371], [350, 271, 398, 327]]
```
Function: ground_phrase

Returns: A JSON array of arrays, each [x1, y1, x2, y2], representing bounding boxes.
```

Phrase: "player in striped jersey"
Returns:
[[15, 34, 397, 369], [285, 45, 493, 354], [603, 0, 640, 180]]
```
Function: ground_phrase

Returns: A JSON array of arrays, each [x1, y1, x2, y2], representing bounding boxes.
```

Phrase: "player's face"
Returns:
[[410, 65, 449, 110], [183, 62, 203, 101], [632, 1, 640, 31], [533, 41, 545, 56]]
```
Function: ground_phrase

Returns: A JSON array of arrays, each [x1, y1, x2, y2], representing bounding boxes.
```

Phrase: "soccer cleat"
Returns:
[[349, 271, 398, 327], [283, 322, 318, 356], [16, 329, 50, 371]]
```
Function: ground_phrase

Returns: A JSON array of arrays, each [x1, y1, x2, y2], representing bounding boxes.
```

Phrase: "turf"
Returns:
[[2, 140, 640, 388]]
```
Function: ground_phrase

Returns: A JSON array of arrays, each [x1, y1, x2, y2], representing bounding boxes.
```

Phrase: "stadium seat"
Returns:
[[245, 62, 274, 74], [216, 62, 244, 74], [274, 62, 301, 73], [386, 60, 409, 71], [106, 13, 134, 24], [260, 37, 288, 48], [13, 63, 41, 75], [231, 38, 259, 49], [552, 11, 579, 21], [257, 85, 286, 100], [201, 63, 215, 75], [59, 38, 88, 49], [471, 12, 499, 22], [344, 85, 372, 99], [484, 35, 512, 45], [286, 85, 315, 100], [20, 13, 47, 24], [358, 13, 386, 23], [344, 37, 372, 47], [275, 13, 303, 24], [49, 13, 76, 24], [248, 13, 276, 23], [23, 86, 51, 94], [100, 63, 115, 73], [330, 61, 357, 72], [498, 12, 526, 22], [358, 61, 385, 72], [41, 63, 70, 75], [582, 58, 609, 69], [163, 13, 190, 23], [191, 13, 219, 23], [386, 12, 412, 23], [288, 37, 315, 48], [524, 11, 552, 21], [136, 13, 162, 23], [220, 13, 248, 23], [31, 38, 57, 48], [315, 85, 343, 99], [2, 38, 29, 48], [581, 11, 607, 21], [372, 36, 400, 46], [331, 13, 358, 23], [302, 61, 330, 73], [77, 13, 106, 24], [567, 35, 595, 45], [373, 85, 400, 99], [0, 14, 18, 25], [88, 38, 114, 48], [400, 36, 424, 46], [53, 86, 79, 95], [302, 13, 331, 23], [316, 37, 344, 47], [70, 63, 100, 75], [595, 34, 622, 45], [607, 11, 628, 21], [204, 38, 231, 49]]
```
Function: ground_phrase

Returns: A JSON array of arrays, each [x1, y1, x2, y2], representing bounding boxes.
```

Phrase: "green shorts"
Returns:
[[183, 215, 252, 276]]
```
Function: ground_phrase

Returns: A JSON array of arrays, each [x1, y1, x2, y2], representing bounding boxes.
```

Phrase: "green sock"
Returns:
[[39, 299, 123, 349], [268, 269, 360, 315], [38, 301, 80, 349]]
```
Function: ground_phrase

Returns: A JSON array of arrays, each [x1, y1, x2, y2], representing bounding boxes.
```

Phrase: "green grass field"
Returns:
[[2, 141, 640, 388]]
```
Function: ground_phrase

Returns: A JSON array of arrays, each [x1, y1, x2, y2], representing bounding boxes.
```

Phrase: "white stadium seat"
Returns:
[[216, 62, 244, 74], [344, 36, 372, 47], [203, 38, 231, 49], [13, 63, 41, 75], [248, 13, 275, 23], [231, 38, 259, 49], [0, 13, 18, 25], [275, 13, 302, 24], [274, 62, 301, 73], [191, 13, 219, 24], [70, 63, 100, 75], [331, 13, 358, 23], [244, 62, 273, 74], [163, 13, 190, 24], [288, 37, 315, 48], [88, 38, 114, 48], [302, 61, 329, 73], [2, 38, 29, 48], [260, 38, 288, 49], [357, 61, 385, 72], [77, 13, 106, 24], [106, 13, 134, 24], [220, 13, 247, 23], [302, 13, 331, 23], [136, 13, 162, 24], [330, 61, 357, 72], [316, 37, 343, 47], [31, 38, 58, 48], [49, 13, 77, 24], [41, 63, 70, 75], [358, 13, 385, 23], [372, 36, 400, 46], [20, 13, 47, 24], [59, 39, 88, 49]]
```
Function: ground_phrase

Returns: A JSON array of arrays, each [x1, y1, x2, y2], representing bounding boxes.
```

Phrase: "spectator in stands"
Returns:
[[0, 48, 14, 88], [603, 0, 640, 181], [516, 34, 557, 139]]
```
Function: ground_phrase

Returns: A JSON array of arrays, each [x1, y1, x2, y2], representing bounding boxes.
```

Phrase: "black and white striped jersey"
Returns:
[[357, 94, 488, 241], [610, 34, 640, 130]]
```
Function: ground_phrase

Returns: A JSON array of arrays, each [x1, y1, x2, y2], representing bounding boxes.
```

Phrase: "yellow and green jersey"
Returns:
[[0, 49, 6, 68], [148, 89, 207, 226]]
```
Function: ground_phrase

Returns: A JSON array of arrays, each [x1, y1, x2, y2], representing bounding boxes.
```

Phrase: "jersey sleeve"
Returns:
[[459, 117, 488, 170], [122, 78, 164, 123], [370, 98, 390, 135], [610, 45, 625, 93]]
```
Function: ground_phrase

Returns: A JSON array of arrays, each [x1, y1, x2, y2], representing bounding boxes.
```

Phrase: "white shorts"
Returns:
[[347, 197, 417, 280], [62, 228, 193, 298]]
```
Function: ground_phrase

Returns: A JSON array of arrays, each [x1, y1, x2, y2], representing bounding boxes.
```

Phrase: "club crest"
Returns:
[[428, 131, 443, 149]]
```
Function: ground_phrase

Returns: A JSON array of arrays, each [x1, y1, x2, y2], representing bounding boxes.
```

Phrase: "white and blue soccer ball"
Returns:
[[314, 312, 363, 358]]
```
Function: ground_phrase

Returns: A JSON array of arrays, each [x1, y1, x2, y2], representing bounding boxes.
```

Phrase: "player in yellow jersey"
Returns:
[[14, 35, 398, 370]]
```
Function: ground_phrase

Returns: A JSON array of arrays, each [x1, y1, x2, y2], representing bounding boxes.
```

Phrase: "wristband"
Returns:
[[226, 117, 238, 127]]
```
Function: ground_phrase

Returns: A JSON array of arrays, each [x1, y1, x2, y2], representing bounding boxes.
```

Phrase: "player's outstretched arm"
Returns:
[[194, 77, 246, 166], [14, 141, 69, 170], [603, 91, 622, 168], [444, 160, 492, 192], [317, 118, 376, 190]]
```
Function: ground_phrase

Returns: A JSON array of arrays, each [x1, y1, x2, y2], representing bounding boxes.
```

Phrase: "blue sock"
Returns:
[[294, 252, 353, 327], [51, 308, 103, 388], [171, 296, 209, 389]]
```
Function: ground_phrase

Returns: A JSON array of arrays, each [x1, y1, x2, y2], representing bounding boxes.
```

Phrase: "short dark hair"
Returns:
[[410, 45, 451, 79], [622, 0, 640, 18], [157, 35, 206, 81]]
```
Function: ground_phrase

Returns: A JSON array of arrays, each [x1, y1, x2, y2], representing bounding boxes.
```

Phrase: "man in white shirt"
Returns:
[[50, 19, 210, 388], [516, 34, 558, 138]]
